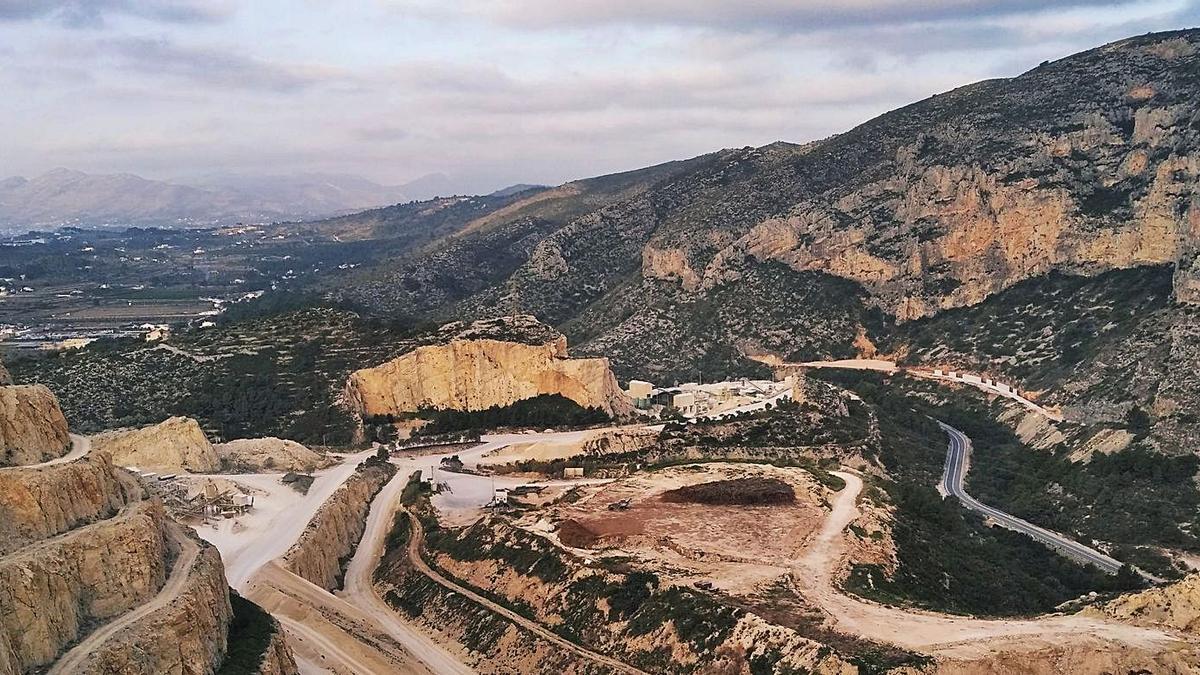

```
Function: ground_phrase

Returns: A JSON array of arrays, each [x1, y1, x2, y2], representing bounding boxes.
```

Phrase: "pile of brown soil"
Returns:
[[661, 477, 796, 506], [556, 518, 601, 548]]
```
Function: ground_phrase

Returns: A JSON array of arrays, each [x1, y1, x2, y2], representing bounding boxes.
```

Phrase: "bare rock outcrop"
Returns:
[[345, 316, 632, 418], [581, 427, 658, 456], [0, 384, 70, 467], [1085, 572, 1200, 634], [92, 416, 220, 472], [283, 460, 396, 590], [74, 539, 233, 675], [0, 452, 139, 556], [215, 437, 331, 473], [0, 500, 169, 672], [254, 622, 300, 675]]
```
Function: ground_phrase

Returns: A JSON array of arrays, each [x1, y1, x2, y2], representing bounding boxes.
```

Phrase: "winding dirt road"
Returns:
[[794, 471, 1188, 660], [404, 509, 649, 675], [48, 522, 198, 675], [338, 470, 475, 675]]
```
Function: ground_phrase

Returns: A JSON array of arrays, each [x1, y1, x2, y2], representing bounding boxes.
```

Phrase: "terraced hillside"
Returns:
[[0, 451, 297, 674]]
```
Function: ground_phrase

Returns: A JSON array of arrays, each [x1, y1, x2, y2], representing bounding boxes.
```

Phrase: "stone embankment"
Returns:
[[345, 316, 632, 418], [0, 452, 139, 555], [0, 499, 170, 672], [69, 536, 232, 675], [92, 416, 220, 472], [1087, 572, 1200, 634], [0, 449, 298, 675], [0, 384, 70, 467], [283, 460, 397, 590]]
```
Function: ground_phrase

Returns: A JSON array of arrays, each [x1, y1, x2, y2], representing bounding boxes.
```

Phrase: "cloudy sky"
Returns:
[[1, 0, 1197, 194]]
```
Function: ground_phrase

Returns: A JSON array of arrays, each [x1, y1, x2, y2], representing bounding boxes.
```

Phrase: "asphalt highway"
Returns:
[[938, 421, 1124, 574]]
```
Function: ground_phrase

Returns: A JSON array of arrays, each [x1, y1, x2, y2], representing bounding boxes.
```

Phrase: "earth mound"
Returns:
[[661, 477, 796, 506]]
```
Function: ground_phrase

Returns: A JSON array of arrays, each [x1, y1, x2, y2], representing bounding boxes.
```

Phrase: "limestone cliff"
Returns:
[[0, 452, 140, 556], [0, 500, 169, 672], [74, 538, 233, 675], [283, 460, 396, 590], [92, 416, 220, 472], [0, 384, 70, 467], [345, 316, 632, 417]]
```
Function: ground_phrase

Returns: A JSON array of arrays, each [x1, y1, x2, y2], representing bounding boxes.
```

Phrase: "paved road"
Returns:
[[403, 509, 648, 675], [48, 523, 199, 674], [938, 422, 1123, 574]]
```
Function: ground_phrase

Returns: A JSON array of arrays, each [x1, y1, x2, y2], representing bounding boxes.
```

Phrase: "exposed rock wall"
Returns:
[[0, 384, 70, 467], [253, 622, 299, 675], [0, 500, 169, 672], [0, 452, 139, 556], [345, 337, 632, 417], [92, 416, 220, 472], [283, 461, 396, 590], [74, 540, 233, 675], [581, 427, 659, 456]]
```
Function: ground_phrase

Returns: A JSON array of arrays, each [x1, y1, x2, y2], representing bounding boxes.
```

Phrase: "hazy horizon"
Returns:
[[4, 0, 1199, 196]]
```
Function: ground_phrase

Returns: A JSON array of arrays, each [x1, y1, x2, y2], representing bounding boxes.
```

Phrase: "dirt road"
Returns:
[[48, 522, 198, 674], [247, 561, 437, 675], [338, 470, 475, 675], [404, 509, 649, 675], [795, 471, 1188, 659]]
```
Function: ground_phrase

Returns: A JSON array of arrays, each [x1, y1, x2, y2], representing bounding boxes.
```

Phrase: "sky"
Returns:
[[1, 0, 1198, 194]]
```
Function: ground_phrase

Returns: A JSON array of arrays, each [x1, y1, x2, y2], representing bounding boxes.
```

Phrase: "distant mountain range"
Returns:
[[0, 168, 461, 230]]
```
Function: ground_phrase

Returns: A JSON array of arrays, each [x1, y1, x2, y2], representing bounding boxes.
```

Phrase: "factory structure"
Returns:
[[625, 377, 798, 420]]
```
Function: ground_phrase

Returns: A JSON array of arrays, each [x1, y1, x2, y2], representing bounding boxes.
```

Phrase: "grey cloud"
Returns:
[[92, 37, 323, 92], [440, 0, 1145, 33], [0, 0, 234, 27]]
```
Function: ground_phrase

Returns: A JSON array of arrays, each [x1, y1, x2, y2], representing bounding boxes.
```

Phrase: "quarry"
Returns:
[[2, 309, 1200, 675]]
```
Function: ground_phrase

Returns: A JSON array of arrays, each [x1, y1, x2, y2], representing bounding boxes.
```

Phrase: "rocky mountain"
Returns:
[[310, 29, 1200, 445], [0, 168, 440, 230]]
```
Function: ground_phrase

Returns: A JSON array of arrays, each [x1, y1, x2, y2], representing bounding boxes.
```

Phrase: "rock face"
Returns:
[[345, 316, 632, 417], [254, 622, 300, 675], [74, 539, 233, 675], [0, 452, 139, 556], [92, 416, 220, 472], [319, 30, 1200, 388], [0, 500, 169, 672], [0, 434, 297, 675], [283, 460, 396, 590], [215, 437, 331, 473], [1087, 572, 1200, 634], [0, 384, 70, 467]]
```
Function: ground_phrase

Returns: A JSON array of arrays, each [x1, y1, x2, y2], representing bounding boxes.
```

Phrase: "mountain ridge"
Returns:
[[0, 168, 452, 230]]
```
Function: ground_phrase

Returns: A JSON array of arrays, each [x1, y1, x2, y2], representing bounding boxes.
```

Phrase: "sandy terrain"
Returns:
[[796, 471, 1192, 660], [533, 463, 830, 596], [190, 431, 609, 674]]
